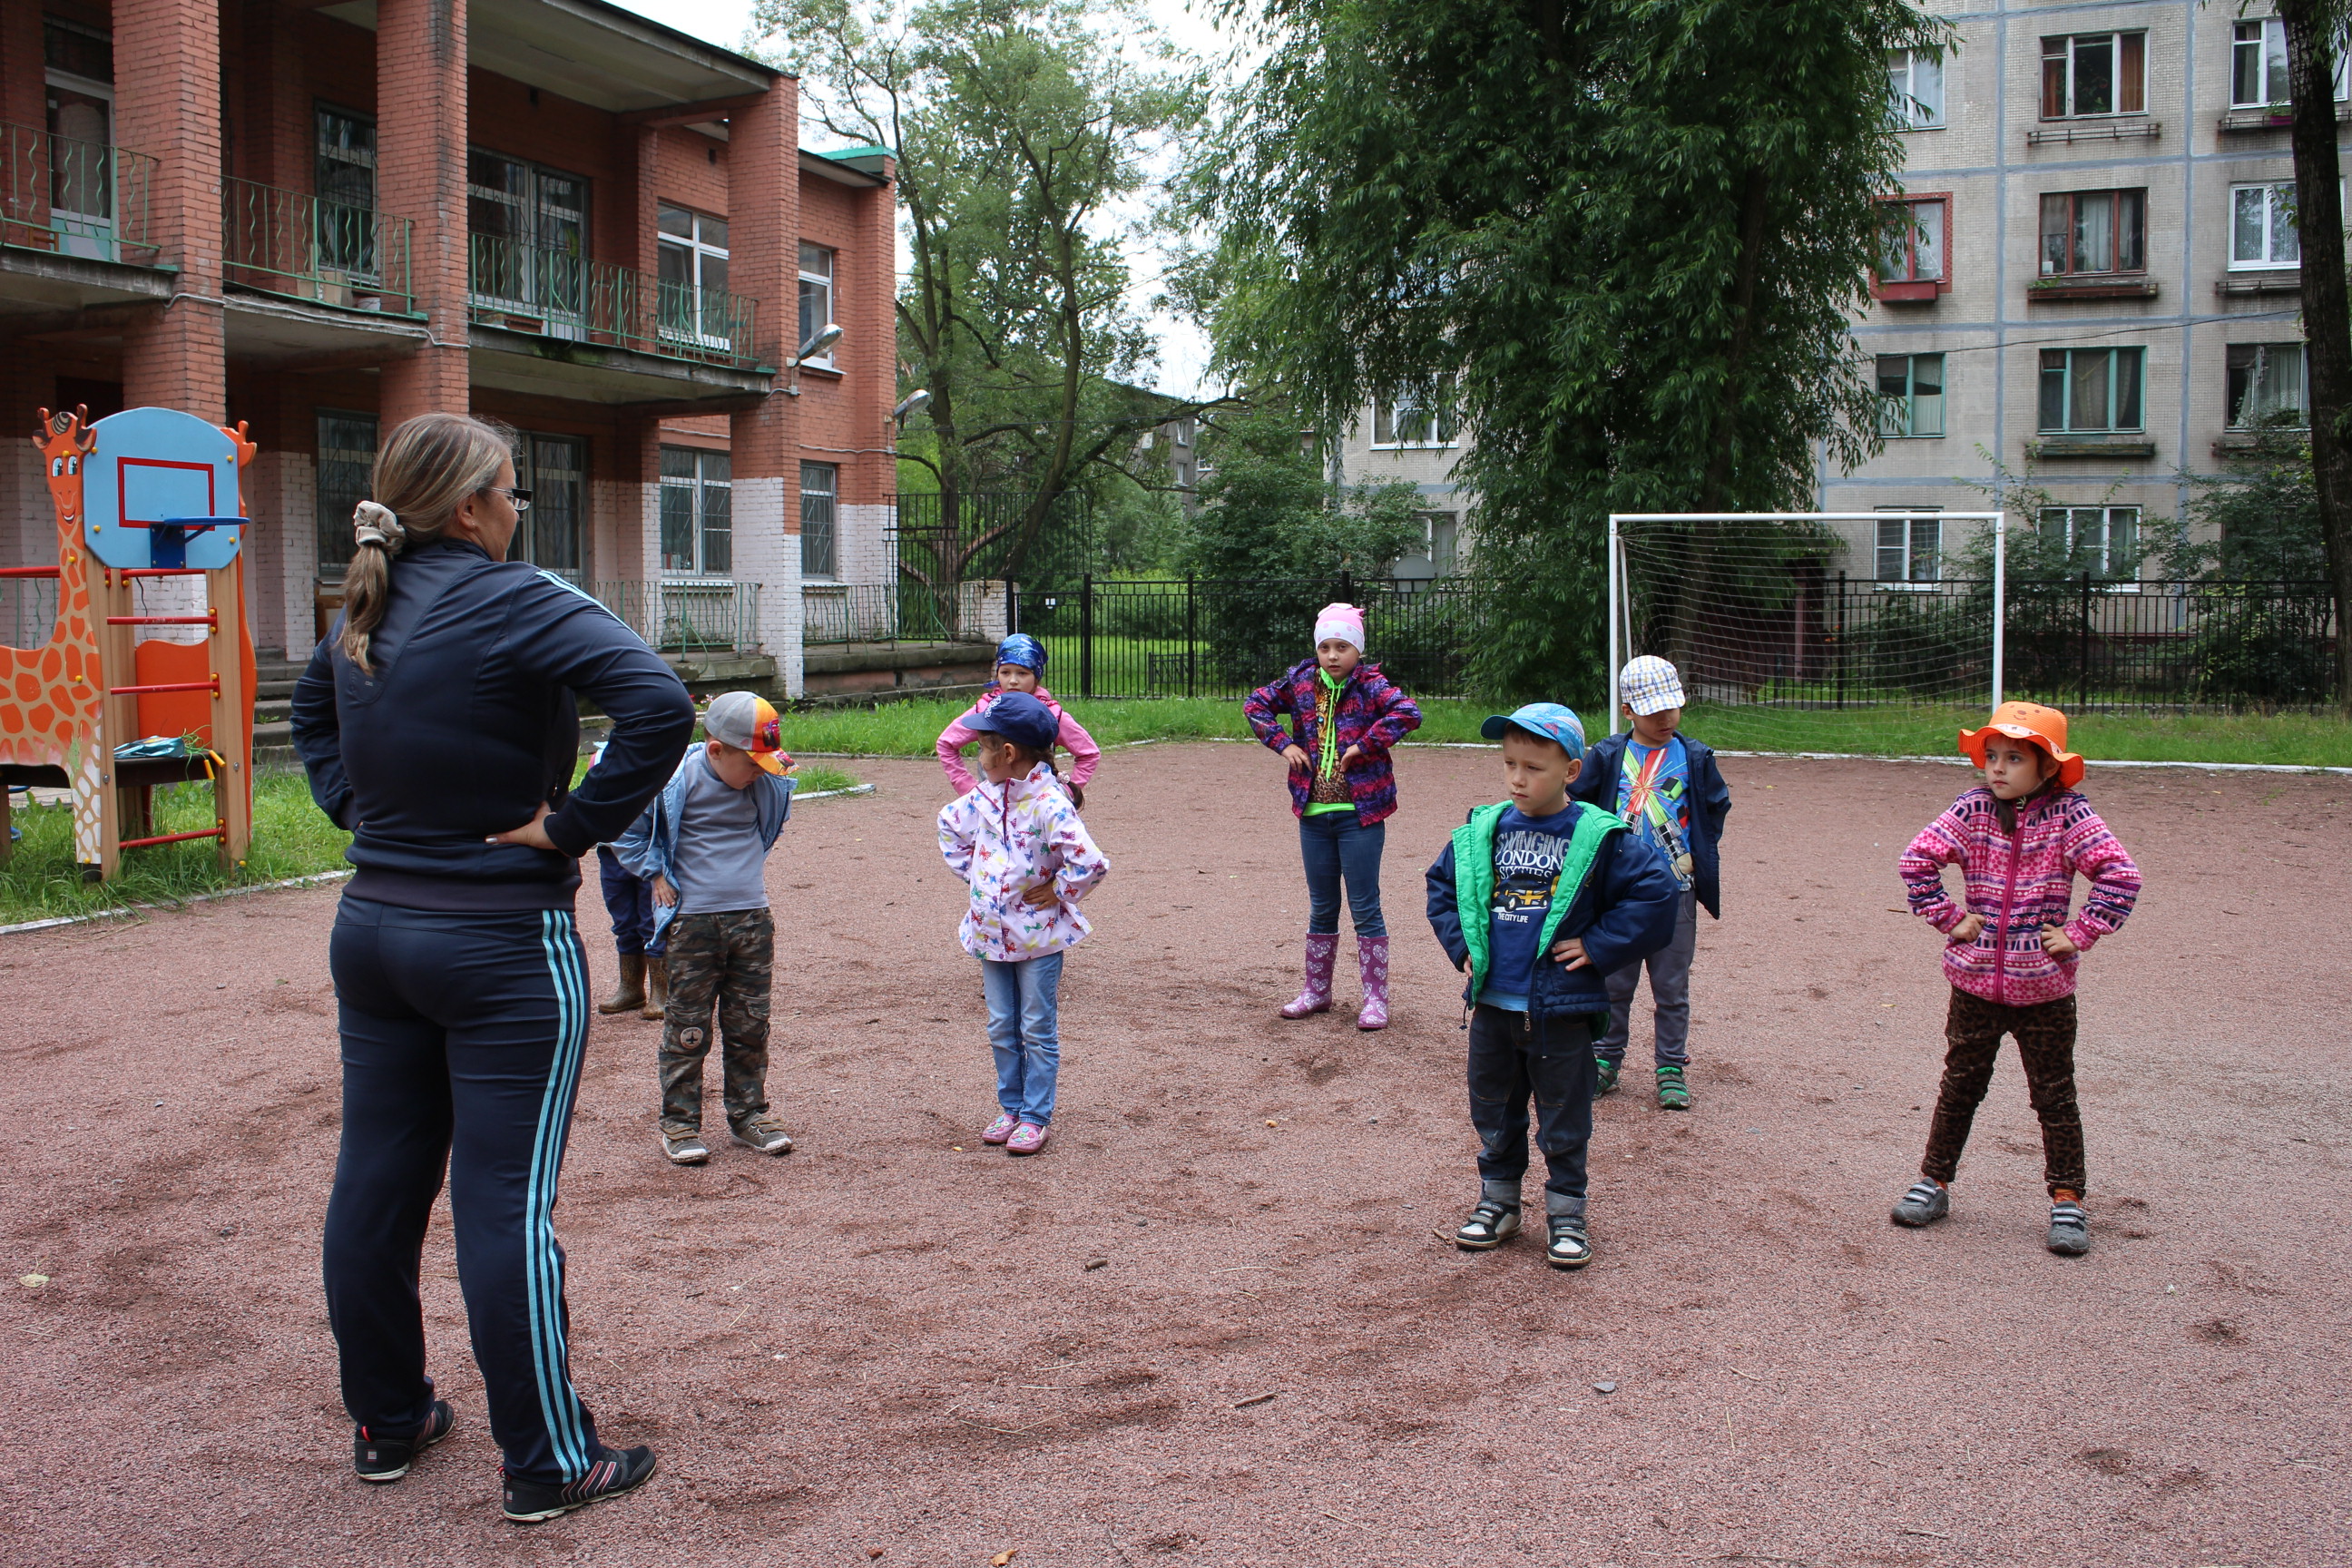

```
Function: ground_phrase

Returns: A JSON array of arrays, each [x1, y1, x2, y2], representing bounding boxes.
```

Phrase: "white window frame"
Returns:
[[2038, 347, 2145, 434], [1875, 509, 1944, 588], [2231, 181, 2308, 270], [659, 446, 732, 578], [2041, 32, 2146, 120], [2226, 342, 2309, 429], [657, 205, 732, 352], [1875, 353, 1945, 438], [2231, 18, 2348, 109], [2039, 505, 2141, 583], [798, 242, 836, 366], [1370, 388, 1457, 448], [1886, 48, 1945, 130]]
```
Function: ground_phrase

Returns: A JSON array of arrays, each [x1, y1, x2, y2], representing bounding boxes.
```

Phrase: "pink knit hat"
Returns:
[[1313, 603, 1365, 652]]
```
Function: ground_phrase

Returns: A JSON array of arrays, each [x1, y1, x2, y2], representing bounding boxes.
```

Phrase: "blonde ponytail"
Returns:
[[338, 413, 514, 672]]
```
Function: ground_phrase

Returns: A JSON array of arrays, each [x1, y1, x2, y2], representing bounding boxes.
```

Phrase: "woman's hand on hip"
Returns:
[[487, 801, 560, 852]]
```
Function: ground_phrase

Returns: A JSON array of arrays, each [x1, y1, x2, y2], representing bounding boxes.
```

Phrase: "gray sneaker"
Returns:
[[660, 1129, 710, 1165], [730, 1116, 794, 1155], [1890, 1178, 1949, 1227], [2046, 1199, 2089, 1255]]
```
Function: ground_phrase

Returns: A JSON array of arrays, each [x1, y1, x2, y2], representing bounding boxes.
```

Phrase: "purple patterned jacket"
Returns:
[[1242, 659, 1424, 825], [1899, 786, 2141, 1005]]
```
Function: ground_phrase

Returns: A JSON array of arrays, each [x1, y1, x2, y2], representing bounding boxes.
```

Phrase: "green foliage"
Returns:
[[1190, 0, 1944, 700], [2150, 425, 2333, 582]]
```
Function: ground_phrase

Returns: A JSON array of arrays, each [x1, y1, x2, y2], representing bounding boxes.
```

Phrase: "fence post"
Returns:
[[1834, 571, 1847, 710], [1184, 573, 1196, 700], [1338, 567, 1354, 610], [2079, 570, 2092, 712], [1081, 573, 1094, 700]]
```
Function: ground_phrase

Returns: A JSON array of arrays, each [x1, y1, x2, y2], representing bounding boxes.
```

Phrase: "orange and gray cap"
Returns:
[[704, 691, 789, 776]]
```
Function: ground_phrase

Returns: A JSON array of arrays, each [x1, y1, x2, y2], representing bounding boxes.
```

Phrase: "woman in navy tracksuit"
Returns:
[[292, 413, 694, 1524]]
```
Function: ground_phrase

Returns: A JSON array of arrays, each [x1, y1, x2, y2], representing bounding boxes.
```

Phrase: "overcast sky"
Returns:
[[608, 0, 1243, 397]]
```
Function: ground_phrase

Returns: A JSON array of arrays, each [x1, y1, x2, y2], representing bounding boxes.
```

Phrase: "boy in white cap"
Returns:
[[1569, 656, 1732, 1110]]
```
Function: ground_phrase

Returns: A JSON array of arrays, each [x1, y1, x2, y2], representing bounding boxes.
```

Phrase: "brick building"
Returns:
[[0, 0, 899, 697]]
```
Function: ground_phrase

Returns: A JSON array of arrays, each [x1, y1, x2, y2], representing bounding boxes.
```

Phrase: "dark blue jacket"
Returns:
[[1426, 808, 1682, 1022], [291, 539, 696, 910], [1569, 730, 1732, 918]]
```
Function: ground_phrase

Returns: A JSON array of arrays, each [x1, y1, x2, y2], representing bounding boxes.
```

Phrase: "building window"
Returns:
[[2042, 33, 2146, 119], [1886, 48, 1945, 129], [515, 434, 584, 575], [468, 152, 589, 318], [2231, 18, 2348, 107], [659, 447, 732, 576], [316, 107, 377, 279], [2039, 505, 2139, 579], [44, 21, 113, 230], [798, 243, 835, 360], [800, 462, 838, 580], [1876, 510, 1943, 584], [2227, 343, 2308, 428], [1371, 387, 1457, 447], [2038, 348, 2144, 433], [656, 205, 731, 347], [1877, 198, 1946, 286], [2039, 190, 2145, 276], [2230, 181, 2301, 270], [1875, 354, 1945, 437], [315, 410, 378, 576]]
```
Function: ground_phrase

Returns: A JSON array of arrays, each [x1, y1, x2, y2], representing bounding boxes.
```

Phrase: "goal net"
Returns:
[[1607, 513, 2009, 757]]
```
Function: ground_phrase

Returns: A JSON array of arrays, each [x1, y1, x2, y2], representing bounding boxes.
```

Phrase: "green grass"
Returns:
[[0, 769, 354, 926]]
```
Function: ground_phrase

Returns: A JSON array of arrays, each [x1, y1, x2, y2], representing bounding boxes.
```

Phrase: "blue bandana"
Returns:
[[995, 633, 1047, 673]]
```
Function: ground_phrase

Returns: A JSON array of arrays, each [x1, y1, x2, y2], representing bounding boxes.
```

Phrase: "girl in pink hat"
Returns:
[[1890, 701, 2141, 1257], [1241, 603, 1423, 1028]]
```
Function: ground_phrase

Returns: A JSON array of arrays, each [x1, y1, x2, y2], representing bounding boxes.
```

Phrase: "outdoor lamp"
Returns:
[[786, 322, 844, 395], [893, 388, 932, 422]]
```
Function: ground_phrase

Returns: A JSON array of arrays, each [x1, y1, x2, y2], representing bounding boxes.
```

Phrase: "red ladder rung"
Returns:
[[120, 824, 226, 850], [118, 567, 214, 579], [0, 565, 61, 579], [106, 614, 217, 626], [107, 678, 220, 696]]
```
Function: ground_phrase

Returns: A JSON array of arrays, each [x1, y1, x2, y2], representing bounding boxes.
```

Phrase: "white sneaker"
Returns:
[[660, 1129, 710, 1165], [730, 1117, 793, 1155]]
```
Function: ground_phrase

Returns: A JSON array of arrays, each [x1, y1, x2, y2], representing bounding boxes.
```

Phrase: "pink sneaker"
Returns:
[[982, 1112, 1018, 1145], [1005, 1122, 1053, 1156]]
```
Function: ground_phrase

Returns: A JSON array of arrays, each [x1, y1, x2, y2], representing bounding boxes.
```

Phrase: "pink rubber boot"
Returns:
[[1356, 935, 1391, 1030], [1280, 934, 1338, 1018]]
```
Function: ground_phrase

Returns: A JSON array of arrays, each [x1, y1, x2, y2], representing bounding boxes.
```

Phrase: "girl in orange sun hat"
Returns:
[[1891, 701, 2141, 1257]]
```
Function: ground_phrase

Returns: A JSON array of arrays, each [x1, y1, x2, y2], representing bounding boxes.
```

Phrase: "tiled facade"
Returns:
[[1332, 392, 1468, 583], [0, 0, 898, 695]]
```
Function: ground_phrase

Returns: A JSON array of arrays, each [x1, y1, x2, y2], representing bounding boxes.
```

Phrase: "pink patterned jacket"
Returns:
[[1898, 786, 2141, 1005], [936, 683, 1101, 796], [938, 761, 1110, 961]]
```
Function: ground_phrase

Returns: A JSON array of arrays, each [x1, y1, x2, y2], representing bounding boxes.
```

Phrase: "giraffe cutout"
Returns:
[[0, 407, 106, 865]]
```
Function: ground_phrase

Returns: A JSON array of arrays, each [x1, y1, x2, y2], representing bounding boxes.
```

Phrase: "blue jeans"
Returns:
[[595, 847, 660, 956], [981, 951, 1064, 1125], [1299, 808, 1386, 937]]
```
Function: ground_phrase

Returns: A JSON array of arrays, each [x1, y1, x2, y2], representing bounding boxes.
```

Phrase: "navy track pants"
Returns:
[[323, 895, 604, 1485]]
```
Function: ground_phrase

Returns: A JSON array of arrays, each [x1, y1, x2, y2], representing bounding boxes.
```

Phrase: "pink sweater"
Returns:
[[936, 683, 1102, 795], [1898, 786, 2141, 1005]]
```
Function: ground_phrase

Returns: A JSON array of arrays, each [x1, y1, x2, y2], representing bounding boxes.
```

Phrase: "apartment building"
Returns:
[[1846, 0, 2334, 581], [1330, 387, 1466, 585], [0, 0, 898, 695]]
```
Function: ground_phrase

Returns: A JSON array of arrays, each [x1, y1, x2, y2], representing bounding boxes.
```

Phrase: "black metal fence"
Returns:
[[1008, 574, 1489, 699]]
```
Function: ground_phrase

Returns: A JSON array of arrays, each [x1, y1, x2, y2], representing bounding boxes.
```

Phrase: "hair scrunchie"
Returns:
[[353, 500, 406, 551]]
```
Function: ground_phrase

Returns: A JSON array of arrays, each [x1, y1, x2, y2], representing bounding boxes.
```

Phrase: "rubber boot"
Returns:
[[1356, 934, 1391, 1030], [1279, 934, 1338, 1018], [598, 953, 646, 1014], [642, 955, 669, 1020]]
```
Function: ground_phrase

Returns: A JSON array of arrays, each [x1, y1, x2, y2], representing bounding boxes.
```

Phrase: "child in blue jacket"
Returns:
[[1426, 703, 1681, 1270]]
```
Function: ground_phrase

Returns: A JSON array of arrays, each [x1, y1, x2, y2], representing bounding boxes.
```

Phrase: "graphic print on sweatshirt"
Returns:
[[1481, 806, 1578, 1006]]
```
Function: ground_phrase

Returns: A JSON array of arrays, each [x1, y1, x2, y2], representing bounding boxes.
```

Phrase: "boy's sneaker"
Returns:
[[502, 1445, 658, 1524], [1006, 1122, 1052, 1156], [659, 1129, 710, 1165], [1545, 1216, 1593, 1270], [730, 1115, 794, 1155], [353, 1400, 454, 1483], [1594, 1057, 1621, 1096], [1890, 1179, 1949, 1227], [1655, 1066, 1691, 1111], [1453, 1199, 1522, 1250], [981, 1112, 1019, 1145], [2046, 1199, 2090, 1256]]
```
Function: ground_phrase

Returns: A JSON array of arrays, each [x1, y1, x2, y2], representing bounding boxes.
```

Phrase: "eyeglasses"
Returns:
[[484, 485, 534, 514]]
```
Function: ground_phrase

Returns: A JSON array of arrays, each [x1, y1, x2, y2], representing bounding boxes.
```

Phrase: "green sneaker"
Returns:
[[1655, 1066, 1691, 1111], [1594, 1057, 1621, 1096]]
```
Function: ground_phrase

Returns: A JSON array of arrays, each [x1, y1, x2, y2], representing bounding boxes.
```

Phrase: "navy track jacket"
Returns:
[[292, 538, 696, 910], [1569, 730, 1733, 919]]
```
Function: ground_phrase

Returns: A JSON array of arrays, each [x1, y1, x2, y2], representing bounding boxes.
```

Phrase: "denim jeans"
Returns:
[[594, 846, 660, 957], [981, 951, 1064, 1126], [1298, 808, 1387, 938], [1466, 1004, 1594, 1219]]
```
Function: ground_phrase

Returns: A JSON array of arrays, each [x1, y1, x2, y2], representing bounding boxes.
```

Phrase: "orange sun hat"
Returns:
[[1958, 701, 2084, 789]]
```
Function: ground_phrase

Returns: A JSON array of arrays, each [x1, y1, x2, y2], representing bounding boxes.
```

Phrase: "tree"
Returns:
[[1191, 0, 1943, 700], [2278, 0, 2352, 711], [2153, 427, 2331, 582], [758, 0, 1237, 587]]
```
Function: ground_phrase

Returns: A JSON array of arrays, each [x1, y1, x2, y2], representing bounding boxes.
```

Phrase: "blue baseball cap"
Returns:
[[1481, 701, 1586, 762], [965, 690, 1060, 753]]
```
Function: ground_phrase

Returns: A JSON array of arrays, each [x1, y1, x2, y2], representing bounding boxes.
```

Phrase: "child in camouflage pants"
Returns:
[[614, 691, 799, 1166]]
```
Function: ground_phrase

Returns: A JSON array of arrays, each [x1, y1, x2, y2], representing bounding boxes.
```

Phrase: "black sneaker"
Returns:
[[502, 1445, 658, 1524], [1546, 1216, 1593, 1270], [354, 1400, 455, 1483]]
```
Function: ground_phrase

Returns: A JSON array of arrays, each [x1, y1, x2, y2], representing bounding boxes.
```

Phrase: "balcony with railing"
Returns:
[[468, 235, 759, 371], [222, 178, 416, 314], [586, 579, 762, 653], [0, 120, 159, 267]]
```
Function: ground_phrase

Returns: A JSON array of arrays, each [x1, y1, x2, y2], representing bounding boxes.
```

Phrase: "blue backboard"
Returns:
[[83, 408, 243, 571]]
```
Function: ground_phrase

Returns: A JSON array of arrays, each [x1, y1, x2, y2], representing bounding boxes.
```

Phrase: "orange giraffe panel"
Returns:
[[2, 408, 104, 862]]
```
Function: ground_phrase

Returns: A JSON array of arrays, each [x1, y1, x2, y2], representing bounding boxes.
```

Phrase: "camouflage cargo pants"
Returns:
[[658, 908, 775, 1134]]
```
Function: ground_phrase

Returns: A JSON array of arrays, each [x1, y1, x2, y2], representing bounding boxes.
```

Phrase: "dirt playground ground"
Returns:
[[1, 742, 2347, 1567]]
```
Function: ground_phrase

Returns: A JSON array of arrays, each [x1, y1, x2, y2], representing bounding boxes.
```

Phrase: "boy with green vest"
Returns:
[[1425, 703, 1681, 1269]]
